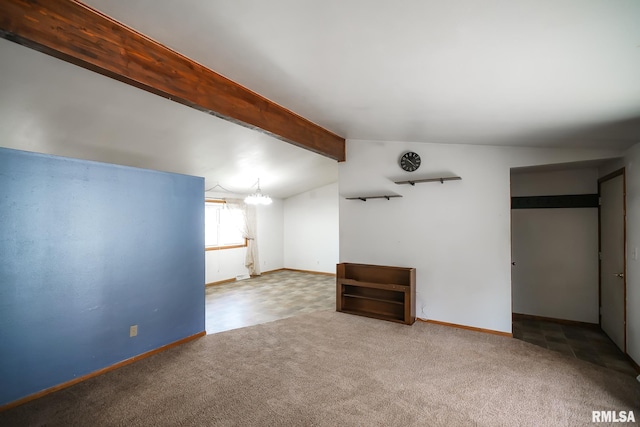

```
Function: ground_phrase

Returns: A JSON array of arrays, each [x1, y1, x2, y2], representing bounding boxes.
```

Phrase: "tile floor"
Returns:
[[205, 270, 335, 334], [512, 316, 637, 377]]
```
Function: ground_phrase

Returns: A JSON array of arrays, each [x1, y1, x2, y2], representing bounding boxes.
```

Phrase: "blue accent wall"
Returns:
[[0, 147, 205, 406]]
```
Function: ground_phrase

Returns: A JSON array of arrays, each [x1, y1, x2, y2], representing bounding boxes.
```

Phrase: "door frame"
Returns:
[[598, 168, 627, 352]]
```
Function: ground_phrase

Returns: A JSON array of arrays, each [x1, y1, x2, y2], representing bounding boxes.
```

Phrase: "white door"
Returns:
[[599, 173, 625, 352]]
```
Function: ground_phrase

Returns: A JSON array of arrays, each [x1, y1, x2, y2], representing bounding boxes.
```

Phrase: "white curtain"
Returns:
[[226, 199, 260, 276]]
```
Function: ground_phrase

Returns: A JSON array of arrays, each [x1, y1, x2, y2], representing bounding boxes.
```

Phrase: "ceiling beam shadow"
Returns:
[[0, 0, 346, 161]]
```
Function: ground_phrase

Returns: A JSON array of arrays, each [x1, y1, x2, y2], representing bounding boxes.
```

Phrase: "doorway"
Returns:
[[509, 163, 634, 374], [510, 166, 600, 324], [598, 169, 626, 352]]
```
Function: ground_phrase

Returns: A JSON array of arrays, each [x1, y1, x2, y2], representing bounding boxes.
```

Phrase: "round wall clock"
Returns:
[[399, 151, 421, 172]]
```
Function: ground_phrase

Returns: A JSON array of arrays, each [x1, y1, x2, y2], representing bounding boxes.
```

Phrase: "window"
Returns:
[[204, 200, 247, 250]]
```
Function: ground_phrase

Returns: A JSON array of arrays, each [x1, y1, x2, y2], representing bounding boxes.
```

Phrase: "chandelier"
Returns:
[[244, 179, 272, 205]]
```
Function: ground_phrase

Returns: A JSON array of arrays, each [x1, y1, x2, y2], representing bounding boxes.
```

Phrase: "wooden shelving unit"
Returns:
[[394, 176, 461, 186], [336, 263, 416, 325]]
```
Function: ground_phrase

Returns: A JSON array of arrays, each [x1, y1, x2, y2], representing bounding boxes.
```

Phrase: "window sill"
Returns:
[[205, 244, 247, 251]]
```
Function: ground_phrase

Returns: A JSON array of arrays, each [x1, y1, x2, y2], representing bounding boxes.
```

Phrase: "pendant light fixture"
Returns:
[[244, 178, 272, 205]]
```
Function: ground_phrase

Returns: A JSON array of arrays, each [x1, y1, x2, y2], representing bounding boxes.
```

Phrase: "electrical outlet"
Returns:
[[129, 325, 138, 337]]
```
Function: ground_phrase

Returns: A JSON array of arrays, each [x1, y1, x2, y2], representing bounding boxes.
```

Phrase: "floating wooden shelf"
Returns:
[[336, 263, 416, 325], [345, 195, 402, 201], [394, 176, 462, 186]]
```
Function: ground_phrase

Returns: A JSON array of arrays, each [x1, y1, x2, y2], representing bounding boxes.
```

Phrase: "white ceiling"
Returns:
[[2, 0, 640, 196], [0, 39, 337, 198]]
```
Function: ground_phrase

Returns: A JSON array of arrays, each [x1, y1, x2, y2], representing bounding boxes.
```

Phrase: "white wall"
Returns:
[[624, 143, 640, 366], [284, 182, 339, 273], [339, 140, 622, 333], [204, 192, 284, 283], [204, 181, 339, 282], [599, 158, 625, 178], [510, 169, 599, 323], [205, 247, 250, 284], [257, 199, 285, 273], [511, 169, 599, 196]]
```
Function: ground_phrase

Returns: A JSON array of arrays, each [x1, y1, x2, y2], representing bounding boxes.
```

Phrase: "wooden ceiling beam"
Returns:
[[0, 0, 346, 161]]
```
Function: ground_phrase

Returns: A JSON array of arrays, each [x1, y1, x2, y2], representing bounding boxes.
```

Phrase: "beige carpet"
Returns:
[[2, 311, 639, 426]]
